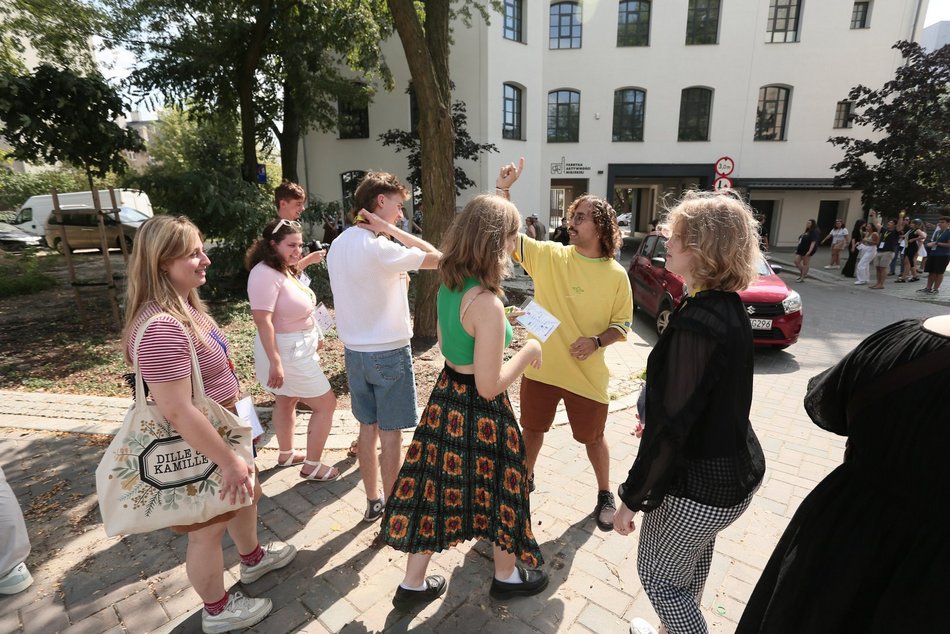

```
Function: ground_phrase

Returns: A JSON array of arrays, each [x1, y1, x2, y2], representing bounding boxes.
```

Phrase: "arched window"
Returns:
[[755, 85, 791, 141], [550, 2, 582, 49], [613, 88, 646, 142], [547, 90, 581, 142], [503, 83, 524, 140], [618, 0, 651, 47], [678, 87, 713, 141]]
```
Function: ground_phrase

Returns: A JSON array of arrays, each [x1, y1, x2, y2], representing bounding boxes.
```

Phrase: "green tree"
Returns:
[[0, 0, 102, 74], [384, 0, 492, 337], [110, 0, 390, 183], [379, 99, 499, 206], [830, 41, 950, 214], [0, 64, 144, 192]]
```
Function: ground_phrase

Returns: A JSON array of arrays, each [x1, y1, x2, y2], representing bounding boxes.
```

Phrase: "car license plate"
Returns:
[[750, 318, 772, 330]]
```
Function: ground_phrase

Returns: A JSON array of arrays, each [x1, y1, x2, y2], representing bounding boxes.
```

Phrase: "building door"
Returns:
[[750, 200, 775, 250], [550, 179, 589, 227], [817, 200, 841, 246]]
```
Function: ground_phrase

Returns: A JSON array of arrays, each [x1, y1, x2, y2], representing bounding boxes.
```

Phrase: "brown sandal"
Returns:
[[347, 439, 359, 459]]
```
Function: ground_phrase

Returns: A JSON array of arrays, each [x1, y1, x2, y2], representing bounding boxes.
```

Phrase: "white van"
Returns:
[[11, 189, 153, 239]]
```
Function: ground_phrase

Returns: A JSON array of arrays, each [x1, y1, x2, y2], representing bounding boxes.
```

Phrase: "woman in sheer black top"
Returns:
[[615, 191, 765, 634]]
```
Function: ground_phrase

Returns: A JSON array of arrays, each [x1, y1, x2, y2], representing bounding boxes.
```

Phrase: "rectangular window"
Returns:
[[338, 99, 369, 139], [833, 101, 853, 128], [678, 87, 712, 141], [612, 89, 646, 142], [755, 86, 791, 141], [850, 2, 870, 29], [767, 0, 802, 43], [617, 1, 651, 47], [504, 0, 524, 42], [685, 0, 720, 45], [550, 2, 582, 49], [503, 84, 523, 140], [547, 90, 581, 142]]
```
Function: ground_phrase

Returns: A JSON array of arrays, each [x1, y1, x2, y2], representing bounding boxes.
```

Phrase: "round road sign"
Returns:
[[713, 176, 733, 191], [715, 156, 735, 176]]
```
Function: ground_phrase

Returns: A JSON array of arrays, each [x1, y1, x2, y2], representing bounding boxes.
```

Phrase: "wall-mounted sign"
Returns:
[[715, 156, 735, 176], [551, 157, 592, 176]]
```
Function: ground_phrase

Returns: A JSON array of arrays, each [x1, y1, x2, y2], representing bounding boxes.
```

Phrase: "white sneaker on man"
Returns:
[[0, 562, 33, 595], [201, 591, 271, 633]]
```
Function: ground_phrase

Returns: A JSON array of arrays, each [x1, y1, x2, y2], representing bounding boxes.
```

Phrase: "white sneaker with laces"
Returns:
[[201, 591, 271, 633], [629, 617, 659, 634], [239, 542, 297, 584], [0, 562, 33, 595]]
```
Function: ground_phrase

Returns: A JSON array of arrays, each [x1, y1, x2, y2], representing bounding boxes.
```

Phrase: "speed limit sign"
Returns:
[[715, 156, 735, 176], [713, 176, 733, 191]]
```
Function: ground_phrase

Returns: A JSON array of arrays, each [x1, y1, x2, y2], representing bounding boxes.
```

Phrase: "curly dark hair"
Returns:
[[244, 219, 302, 275], [567, 195, 622, 259]]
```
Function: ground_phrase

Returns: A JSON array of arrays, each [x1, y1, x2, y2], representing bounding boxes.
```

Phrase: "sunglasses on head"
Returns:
[[269, 218, 302, 237]]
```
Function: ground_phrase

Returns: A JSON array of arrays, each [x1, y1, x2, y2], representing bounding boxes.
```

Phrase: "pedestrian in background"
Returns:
[[920, 216, 950, 295], [841, 219, 866, 278], [854, 222, 879, 286], [552, 217, 570, 245], [616, 191, 765, 634], [870, 219, 899, 289], [897, 218, 926, 283], [793, 219, 820, 282], [821, 219, 849, 269], [381, 194, 548, 611], [889, 216, 908, 277]]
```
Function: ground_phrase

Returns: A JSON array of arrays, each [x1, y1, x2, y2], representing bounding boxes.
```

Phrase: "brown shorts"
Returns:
[[519, 377, 609, 444]]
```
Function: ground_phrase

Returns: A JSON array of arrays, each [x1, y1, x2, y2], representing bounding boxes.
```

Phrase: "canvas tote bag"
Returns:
[[96, 314, 254, 537]]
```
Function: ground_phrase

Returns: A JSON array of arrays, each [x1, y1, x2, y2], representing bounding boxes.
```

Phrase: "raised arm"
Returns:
[[358, 209, 442, 269]]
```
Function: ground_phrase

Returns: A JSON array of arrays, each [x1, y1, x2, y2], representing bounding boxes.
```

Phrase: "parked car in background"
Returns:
[[45, 208, 148, 254], [617, 212, 632, 227], [11, 189, 153, 239], [628, 232, 803, 347], [0, 222, 43, 251]]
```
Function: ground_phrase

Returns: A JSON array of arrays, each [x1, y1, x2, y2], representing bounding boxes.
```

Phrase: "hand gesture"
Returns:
[[267, 358, 284, 390], [219, 455, 254, 505], [569, 336, 598, 361], [497, 157, 524, 190], [357, 208, 391, 236], [613, 502, 637, 536], [504, 306, 526, 324]]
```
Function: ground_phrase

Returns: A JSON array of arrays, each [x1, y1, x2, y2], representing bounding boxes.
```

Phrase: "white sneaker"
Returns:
[[630, 617, 659, 634], [239, 542, 297, 584], [0, 562, 33, 595], [201, 591, 271, 633]]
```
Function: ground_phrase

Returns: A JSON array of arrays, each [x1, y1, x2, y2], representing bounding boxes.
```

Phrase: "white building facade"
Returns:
[[299, 0, 929, 247]]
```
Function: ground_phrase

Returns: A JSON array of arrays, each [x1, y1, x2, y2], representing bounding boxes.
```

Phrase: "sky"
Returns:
[[925, 0, 950, 26]]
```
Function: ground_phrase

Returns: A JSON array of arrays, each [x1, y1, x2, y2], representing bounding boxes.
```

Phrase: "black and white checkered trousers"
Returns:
[[637, 491, 755, 634]]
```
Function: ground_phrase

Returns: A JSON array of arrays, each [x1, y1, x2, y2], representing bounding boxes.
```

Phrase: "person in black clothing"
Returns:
[[870, 219, 900, 289], [736, 316, 950, 633], [615, 191, 765, 634], [793, 219, 820, 282], [841, 219, 866, 278], [551, 217, 570, 245]]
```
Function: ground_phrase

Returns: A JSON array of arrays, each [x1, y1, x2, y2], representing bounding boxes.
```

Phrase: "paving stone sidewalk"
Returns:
[[3, 279, 918, 633]]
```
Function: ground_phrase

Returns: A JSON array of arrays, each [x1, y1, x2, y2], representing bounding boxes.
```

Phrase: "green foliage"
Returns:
[[0, 167, 119, 211], [0, 0, 102, 74], [146, 107, 243, 173], [830, 41, 950, 213], [0, 65, 144, 177], [0, 251, 57, 298], [379, 99, 498, 204]]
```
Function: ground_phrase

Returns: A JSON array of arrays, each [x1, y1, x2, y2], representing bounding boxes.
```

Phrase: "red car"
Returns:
[[628, 232, 803, 348]]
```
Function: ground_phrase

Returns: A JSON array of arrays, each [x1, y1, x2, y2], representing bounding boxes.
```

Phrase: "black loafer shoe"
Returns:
[[594, 490, 616, 531], [392, 575, 447, 612], [490, 566, 549, 600]]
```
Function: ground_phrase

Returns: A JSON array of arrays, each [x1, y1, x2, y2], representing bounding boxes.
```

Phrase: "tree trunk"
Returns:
[[280, 78, 300, 183], [237, 0, 275, 183], [387, 0, 456, 339]]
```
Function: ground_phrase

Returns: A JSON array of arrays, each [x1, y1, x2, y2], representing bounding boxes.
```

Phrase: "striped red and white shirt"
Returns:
[[127, 303, 239, 404]]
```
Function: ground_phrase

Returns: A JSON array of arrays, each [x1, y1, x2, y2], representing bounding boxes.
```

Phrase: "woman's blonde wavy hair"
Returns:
[[122, 215, 217, 363], [438, 194, 522, 295], [661, 190, 761, 293]]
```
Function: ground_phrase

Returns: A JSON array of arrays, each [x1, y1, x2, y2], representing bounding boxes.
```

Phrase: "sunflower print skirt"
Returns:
[[380, 365, 543, 567]]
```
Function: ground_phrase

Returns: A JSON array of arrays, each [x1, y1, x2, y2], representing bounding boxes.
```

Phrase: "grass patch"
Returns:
[[0, 250, 57, 298]]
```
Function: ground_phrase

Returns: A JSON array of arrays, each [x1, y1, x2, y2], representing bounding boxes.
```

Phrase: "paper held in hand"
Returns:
[[515, 298, 560, 342], [235, 396, 265, 440], [315, 302, 335, 333]]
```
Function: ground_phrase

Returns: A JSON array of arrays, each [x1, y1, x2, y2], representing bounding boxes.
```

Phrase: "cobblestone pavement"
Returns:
[[0, 257, 945, 633]]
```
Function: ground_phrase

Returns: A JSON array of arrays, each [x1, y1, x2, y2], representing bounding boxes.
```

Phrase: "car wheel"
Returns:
[[656, 301, 672, 335], [53, 237, 69, 254], [120, 236, 132, 252]]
